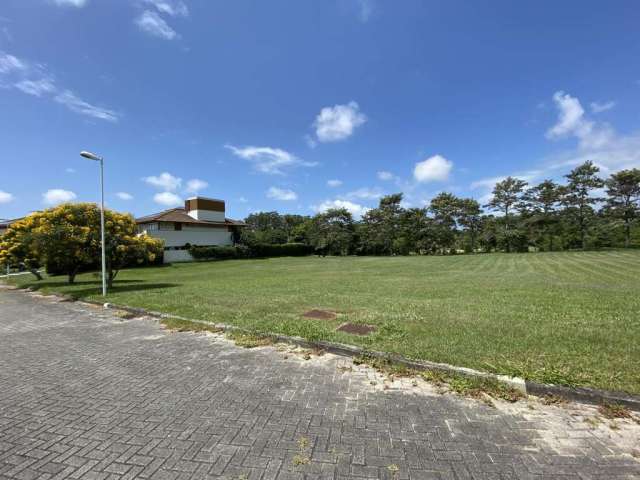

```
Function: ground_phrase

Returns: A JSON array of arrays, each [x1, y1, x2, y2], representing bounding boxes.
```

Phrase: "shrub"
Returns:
[[249, 243, 313, 258], [189, 245, 242, 260], [188, 243, 312, 261]]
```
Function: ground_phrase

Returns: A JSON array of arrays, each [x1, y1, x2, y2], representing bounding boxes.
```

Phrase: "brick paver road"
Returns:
[[1, 288, 639, 479]]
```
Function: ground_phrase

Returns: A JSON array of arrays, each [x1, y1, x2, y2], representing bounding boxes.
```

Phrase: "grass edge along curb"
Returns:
[[6, 284, 639, 412], [85, 296, 640, 412]]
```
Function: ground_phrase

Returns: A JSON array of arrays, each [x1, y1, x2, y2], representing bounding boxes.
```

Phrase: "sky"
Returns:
[[1, 0, 639, 221]]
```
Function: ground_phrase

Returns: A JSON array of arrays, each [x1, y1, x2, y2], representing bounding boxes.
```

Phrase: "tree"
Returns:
[[360, 193, 404, 255], [524, 180, 561, 251], [457, 198, 482, 253], [241, 212, 288, 245], [0, 215, 43, 280], [307, 208, 355, 255], [0, 203, 163, 285], [102, 211, 163, 288], [486, 176, 528, 252], [605, 168, 640, 248], [562, 161, 604, 249], [428, 193, 460, 254]]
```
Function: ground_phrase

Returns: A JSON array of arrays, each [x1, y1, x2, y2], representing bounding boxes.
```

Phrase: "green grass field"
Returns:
[[7, 250, 640, 394]]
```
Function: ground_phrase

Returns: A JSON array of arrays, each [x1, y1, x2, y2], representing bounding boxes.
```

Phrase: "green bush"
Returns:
[[189, 245, 249, 260], [249, 243, 313, 257], [189, 243, 313, 261]]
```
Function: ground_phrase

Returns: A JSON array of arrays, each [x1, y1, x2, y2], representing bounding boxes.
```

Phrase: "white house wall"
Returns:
[[147, 229, 233, 248], [187, 210, 225, 222]]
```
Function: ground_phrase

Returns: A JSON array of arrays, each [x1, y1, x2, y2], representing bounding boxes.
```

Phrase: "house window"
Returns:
[[175, 222, 182, 231]]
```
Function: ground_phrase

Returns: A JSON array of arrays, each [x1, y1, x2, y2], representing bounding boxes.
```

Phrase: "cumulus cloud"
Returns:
[[51, 0, 87, 7], [346, 187, 383, 200], [327, 179, 343, 188], [413, 155, 453, 183], [467, 92, 640, 201], [267, 187, 298, 201], [225, 144, 317, 175], [313, 101, 367, 142], [43, 189, 76, 205], [143, 172, 182, 191], [0, 190, 14, 204], [135, 10, 178, 40], [377, 171, 394, 181], [154, 191, 182, 207], [314, 199, 370, 218], [116, 192, 133, 200], [185, 178, 208, 194], [546, 91, 613, 150], [590, 101, 616, 114]]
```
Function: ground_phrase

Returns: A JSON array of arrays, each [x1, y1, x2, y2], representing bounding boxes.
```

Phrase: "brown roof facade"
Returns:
[[135, 208, 245, 227]]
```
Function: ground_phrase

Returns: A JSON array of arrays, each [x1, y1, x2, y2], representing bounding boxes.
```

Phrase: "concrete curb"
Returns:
[[5, 284, 639, 411], [90, 298, 640, 411]]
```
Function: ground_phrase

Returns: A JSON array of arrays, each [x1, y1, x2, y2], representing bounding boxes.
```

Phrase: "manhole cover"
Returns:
[[336, 323, 376, 336], [303, 309, 337, 320]]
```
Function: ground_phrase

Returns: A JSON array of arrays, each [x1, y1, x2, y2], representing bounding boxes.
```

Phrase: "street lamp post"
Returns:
[[80, 150, 107, 297]]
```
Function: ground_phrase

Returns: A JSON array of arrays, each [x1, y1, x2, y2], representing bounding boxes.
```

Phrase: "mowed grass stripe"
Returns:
[[8, 250, 640, 394]]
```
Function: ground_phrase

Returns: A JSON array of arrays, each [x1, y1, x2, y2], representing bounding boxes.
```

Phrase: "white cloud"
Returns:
[[116, 192, 133, 200], [543, 91, 639, 172], [346, 187, 383, 200], [185, 178, 208, 194], [356, 0, 374, 22], [51, 0, 87, 6], [238, 196, 248, 203], [154, 191, 182, 207], [0, 190, 14, 204], [54, 90, 119, 122], [327, 179, 342, 187], [314, 199, 370, 218], [267, 187, 298, 201], [0, 52, 26, 74], [590, 100, 616, 114], [143, 172, 182, 191], [413, 155, 453, 183], [142, 0, 188, 17], [377, 170, 394, 181], [15, 78, 56, 97], [65, 168, 76, 174], [0, 51, 119, 123], [546, 91, 613, 150], [546, 91, 588, 139], [313, 101, 367, 142], [135, 10, 178, 40], [43, 189, 76, 205], [225, 144, 317, 175]]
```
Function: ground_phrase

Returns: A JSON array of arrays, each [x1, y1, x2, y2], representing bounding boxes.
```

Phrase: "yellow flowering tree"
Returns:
[[0, 203, 163, 285]]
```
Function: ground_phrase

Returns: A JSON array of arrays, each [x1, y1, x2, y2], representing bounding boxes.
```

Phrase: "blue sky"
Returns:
[[1, 0, 639, 221]]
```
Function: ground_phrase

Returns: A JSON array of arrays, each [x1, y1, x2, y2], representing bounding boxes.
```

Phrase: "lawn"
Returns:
[[6, 250, 640, 394]]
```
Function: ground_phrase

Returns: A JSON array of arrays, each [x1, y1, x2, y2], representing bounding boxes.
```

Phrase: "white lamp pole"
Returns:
[[80, 150, 107, 297]]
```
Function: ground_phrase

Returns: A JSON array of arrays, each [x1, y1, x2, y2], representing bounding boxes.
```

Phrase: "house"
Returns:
[[136, 197, 245, 263], [0, 218, 21, 237]]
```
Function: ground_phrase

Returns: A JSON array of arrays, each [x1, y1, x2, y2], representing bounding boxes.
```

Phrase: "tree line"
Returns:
[[241, 162, 640, 255]]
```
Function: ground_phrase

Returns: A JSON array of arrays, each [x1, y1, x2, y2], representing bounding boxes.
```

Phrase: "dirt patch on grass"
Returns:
[[336, 322, 376, 335], [302, 309, 336, 320]]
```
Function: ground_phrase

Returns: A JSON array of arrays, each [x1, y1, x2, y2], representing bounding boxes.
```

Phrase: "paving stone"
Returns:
[[0, 289, 639, 479]]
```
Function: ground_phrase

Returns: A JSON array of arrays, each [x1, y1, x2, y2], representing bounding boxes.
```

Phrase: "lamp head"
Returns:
[[80, 150, 102, 161]]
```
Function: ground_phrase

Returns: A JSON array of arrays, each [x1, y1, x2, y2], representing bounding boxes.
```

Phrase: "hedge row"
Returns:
[[188, 243, 313, 261]]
